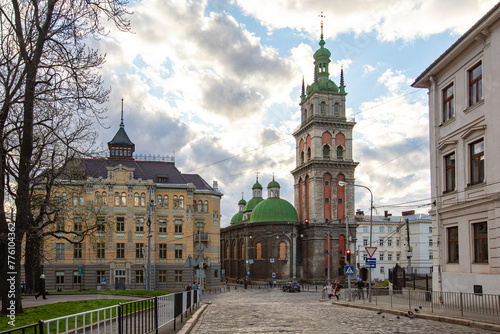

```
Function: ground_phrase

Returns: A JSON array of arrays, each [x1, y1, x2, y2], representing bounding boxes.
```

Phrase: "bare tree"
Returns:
[[0, 0, 130, 314]]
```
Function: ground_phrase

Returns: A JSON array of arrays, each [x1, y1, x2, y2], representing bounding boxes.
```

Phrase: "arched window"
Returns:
[[173, 196, 178, 209], [203, 201, 208, 213], [121, 192, 127, 206], [307, 147, 311, 160], [73, 193, 78, 206], [300, 151, 305, 164], [256, 243, 262, 260], [198, 200, 202, 213], [134, 193, 139, 207], [310, 103, 314, 115], [334, 103, 339, 116], [102, 192, 107, 205], [79, 194, 84, 206], [337, 146, 344, 160], [164, 195, 168, 209], [114, 192, 120, 206], [140, 193, 146, 207], [179, 196, 184, 209], [323, 145, 330, 158], [321, 101, 326, 115], [279, 242, 287, 260], [157, 195, 162, 208], [95, 192, 100, 205], [55, 192, 60, 205], [303, 109, 307, 120]]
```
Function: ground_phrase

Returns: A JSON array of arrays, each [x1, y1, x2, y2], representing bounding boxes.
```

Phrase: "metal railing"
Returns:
[[340, 288, 500, 318], [1, 290, 201, 334]]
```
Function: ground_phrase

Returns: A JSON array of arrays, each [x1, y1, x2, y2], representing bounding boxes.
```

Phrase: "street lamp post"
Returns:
[[338, 181, 373, 302]]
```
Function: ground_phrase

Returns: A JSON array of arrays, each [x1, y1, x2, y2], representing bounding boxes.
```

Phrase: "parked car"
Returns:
[[283, 282, 301, 292]]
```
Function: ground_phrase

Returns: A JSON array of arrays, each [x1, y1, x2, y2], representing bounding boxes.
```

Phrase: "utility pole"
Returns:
[[146, 187, 155, 293], [346, 217, 351, 301], [406, 218, 413, 280]]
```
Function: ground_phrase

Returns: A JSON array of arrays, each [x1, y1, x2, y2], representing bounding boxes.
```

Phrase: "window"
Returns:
[[73, 271, 81, 284], [159, 221, 167, 233], [135, 270, 144, 284], [388, 253, 392, 261], [470, 139, 484, 185], [387, 239, 392, 247], [203, 201, 208, 213], [164, 196, 168, 209], [159, 270, 167, 283], [102, 192, 107, 205], [379, 253, 384, 261], [134, 193, 139, 206], [175, 222, 182, 234], [429, 227, 432, 234], [74, 220, 82, 233], [396, 253, 400, 261], [79, 194, 84, 206], [62, 192, 67, 205], [321, 101, 326, 115], [379, 239, 384, 247], [159, 244, 167, 259], [140, 193, 146, 207], [363, 226, 368, 233], [379, 226, 384, 233], [96, 243, 105, 258], [363, 239, 368, 246], [97, 271, 105, 284], [116, 243, 125, 258], [56, 271, 65, 284], [380, 266, 385, 274], [388, 226, 392, 233], [198, 200, 202, 213], [469, 62, 482, 106], [447, 226, 459, 263], [97, 217, 105, 233], [74, 243, 82, 259], [363, 253, 367, 261], [73, 193, 78, 206], [175, 244, 182, 259], [136, 243, 144, 258], [429, 239, 433, 247], [473, 222, 488, 263], [175, 270, 183, 283], [323, 145, 330, 158], [173, 196, 178, 209], [56, 243, 65, 260], [444, 153, 456, 192], [116, 217, 125, 232], [336, 146, 343, 159], [56, 218, 65, 232], [121, 192, 127, 206], [136, 218, 144, 232], [95, 192, 101, 205], [157, 195, 162, 208], [179, 196, 184, 209], [442, 83, 454, 122], [429, 252, 433, 260], [114, 192, 120, 206]]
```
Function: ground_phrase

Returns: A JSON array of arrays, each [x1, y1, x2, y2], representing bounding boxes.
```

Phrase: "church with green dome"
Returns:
[[221, 20, 358, 284]]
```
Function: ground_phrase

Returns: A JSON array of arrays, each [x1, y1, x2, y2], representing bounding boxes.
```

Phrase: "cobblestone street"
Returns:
[[190, 288, 496, 333]]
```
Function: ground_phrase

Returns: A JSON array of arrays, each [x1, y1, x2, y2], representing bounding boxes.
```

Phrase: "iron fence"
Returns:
[[1, 290, 201, 334]]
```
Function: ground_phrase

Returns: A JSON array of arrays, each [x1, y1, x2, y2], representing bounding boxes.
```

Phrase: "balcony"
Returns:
[[193, 233, 209, 242]]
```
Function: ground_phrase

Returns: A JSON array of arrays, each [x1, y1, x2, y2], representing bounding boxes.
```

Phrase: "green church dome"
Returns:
[[230, 211, 244, 225], [238, 198, 247, 205], [313, 38, 331, 60], [249, 198, 299, 224], [243, 197, 264, 212], [267, 178, 280, 188], [252, 181, 263, 189]]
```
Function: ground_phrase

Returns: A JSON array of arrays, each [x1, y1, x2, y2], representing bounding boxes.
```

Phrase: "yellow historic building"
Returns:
[[37, 113, 222, 291]]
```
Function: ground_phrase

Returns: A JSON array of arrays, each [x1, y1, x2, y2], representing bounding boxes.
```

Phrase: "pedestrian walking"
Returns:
[[332, 280, 342, 300], [356, 279, 364, 299], [35, 274, 47, 299], [324, 283, 333, 299]]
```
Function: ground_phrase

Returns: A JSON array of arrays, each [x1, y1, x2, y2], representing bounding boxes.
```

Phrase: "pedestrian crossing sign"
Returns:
[[344, 266, 355, 276]]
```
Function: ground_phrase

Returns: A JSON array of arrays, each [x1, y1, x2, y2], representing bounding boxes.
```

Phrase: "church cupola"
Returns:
[[108, 99, 135, 160], [252, 176, 263, 198], [238, 195, 247, 212], [267, 176, 280, 198]]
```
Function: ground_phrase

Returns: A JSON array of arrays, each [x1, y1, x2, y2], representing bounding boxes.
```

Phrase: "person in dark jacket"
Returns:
[[35, 274, 47, 299]]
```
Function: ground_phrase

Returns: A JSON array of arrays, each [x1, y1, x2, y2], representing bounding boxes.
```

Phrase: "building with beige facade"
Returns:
[[37, 114, 222, 292], [412, 2, 500, 294]]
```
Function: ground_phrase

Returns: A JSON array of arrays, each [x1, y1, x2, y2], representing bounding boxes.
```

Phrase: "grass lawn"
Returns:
[[50, 289, 169, 297], [0, 299, 133, 331]]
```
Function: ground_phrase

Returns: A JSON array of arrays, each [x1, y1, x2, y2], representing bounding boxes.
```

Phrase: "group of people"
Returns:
[[184, 281, 199, 291], [323, 280, 342, 300]]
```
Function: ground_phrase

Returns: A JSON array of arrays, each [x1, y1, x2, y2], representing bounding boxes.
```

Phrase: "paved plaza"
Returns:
[[187, 288, 497, 333]]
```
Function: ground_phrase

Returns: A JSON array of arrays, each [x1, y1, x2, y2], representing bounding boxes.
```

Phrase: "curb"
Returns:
[[177, 302, 211, 334], [333, 302, 500, 332]]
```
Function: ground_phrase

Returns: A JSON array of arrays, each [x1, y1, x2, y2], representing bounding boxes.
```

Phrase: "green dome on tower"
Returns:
[[313, 37, 331, 60], [243, 197, 264, 212], [238, 198, 247, 206], [267, 178, 280, 188], [249, 198, 299, 224], [252, 180, 263, 189]]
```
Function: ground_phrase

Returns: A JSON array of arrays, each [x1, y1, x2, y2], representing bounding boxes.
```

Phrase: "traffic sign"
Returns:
[[247, 271, 250, 276], [272, 273, 276, 278], [345, 266, 355, 275], [184, 254, 196, 267], [270, 258, 274, 263], [365, 247, 377, 258], [101, 277, 106, 285], [365, 257, 376, 268]]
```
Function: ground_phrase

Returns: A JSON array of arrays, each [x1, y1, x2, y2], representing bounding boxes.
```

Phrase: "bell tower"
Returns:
[[291, 21, 358, 225]]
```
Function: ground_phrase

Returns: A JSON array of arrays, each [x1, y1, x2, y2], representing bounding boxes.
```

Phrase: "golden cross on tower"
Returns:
[[318, 11, 326, 37]]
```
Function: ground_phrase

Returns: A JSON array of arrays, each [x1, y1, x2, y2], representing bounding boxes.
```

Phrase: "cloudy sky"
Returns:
[[92, 0, 498, 227]]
